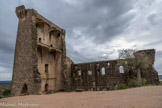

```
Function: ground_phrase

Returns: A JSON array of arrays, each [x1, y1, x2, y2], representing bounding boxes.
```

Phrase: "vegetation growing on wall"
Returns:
[[118, 49, 152, 86]]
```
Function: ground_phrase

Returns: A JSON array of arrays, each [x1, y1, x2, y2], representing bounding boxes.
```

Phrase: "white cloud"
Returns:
[[0, 66, 12, 81], [0, 0, 162, 81]]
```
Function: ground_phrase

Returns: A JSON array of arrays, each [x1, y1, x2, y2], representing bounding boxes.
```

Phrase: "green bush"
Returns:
[[142, 78, 147, 85], [2, 89, 11, 96], [128, 78, 140, 87], [117, 83, 128, 90]]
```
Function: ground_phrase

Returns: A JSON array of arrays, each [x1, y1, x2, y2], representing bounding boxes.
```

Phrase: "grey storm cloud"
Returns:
[[30, 0, 135, 43], [0, 0, 162, 81]]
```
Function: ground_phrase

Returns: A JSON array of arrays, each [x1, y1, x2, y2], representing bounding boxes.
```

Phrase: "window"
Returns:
[[78, 70, 81, 76], [39, 38, 41, 43], [97, 63, 99, 68], [51, 44, 53, 47], [88, 70, 92, 75], [49, 33, 52, 41], [57, 33, 60, 37], [101, 67, 105, 75], [45, 64, 48, 73], [74, 65, 78, 69], [107, 62, 110, 66], [125, 61, 128, 64], [119, 66, 124, 73]]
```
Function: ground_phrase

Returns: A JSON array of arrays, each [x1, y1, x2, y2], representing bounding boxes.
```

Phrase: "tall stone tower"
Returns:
[[11, 5, 68, 96]]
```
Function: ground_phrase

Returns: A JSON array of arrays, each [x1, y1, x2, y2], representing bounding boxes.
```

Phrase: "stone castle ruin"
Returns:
[[11, 6, 159, 96]]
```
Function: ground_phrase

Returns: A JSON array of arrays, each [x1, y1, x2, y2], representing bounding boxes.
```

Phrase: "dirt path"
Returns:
[[0, 86, 162, 108]]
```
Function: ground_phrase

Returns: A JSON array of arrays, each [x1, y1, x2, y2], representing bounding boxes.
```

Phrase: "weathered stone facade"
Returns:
[[11, 6, 159, 96], [11, 5, 67, 96], [71, 49, 159, 91]]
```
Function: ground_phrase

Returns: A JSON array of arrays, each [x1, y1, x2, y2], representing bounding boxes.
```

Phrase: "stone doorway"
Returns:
[[45, 84, 49, 93], [20, 84, 29, 95]]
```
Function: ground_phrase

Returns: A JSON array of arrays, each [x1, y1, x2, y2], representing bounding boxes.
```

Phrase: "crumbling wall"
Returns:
[[71, 49, 160, 91], [134, 49, 159, 84], [12, 6, 159, 95], [66, 57, 73, 91], [11, 5, 41, 96], [71, 60, 121, 91], [12, 5, 67, 96], [36, 18, 64, 93]]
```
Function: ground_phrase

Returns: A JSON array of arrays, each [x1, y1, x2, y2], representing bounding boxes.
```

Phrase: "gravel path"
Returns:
[[0, 86, 162, 108]]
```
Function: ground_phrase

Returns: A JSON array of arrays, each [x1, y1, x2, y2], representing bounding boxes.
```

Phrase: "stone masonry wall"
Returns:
[[71, 49, 159, 91], [71, 60, 121, 91], [11, 5, 41, 96]]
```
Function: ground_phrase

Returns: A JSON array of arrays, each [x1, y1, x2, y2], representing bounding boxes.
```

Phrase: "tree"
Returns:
[[118, 49, 135, 59], [118, 49, 151, 86]]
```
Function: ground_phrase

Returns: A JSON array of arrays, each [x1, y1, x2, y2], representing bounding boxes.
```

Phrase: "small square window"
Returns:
[[88, 70, 92, 75], [78, 70, 81, 76]]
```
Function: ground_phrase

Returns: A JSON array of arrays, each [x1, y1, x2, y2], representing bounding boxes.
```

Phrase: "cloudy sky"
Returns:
[[0, 0, 162, 81]]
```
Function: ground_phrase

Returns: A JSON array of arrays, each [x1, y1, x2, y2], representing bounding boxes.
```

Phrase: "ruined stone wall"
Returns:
[[36, 19, 64, 93], [134, 49, 159, 84], [11, 6, 41, 96], [12, 5, 67, 96], [71, 49, 160, 91], [35, 8, 67, 93], [66, 57, 73, 91], [71, 60, 121, 91], [11, 6, 159, 95]]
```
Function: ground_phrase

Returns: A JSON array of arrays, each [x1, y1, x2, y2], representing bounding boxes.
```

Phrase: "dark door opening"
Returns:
[[45, 84, 49, 93], [20, 84, 29, 95]]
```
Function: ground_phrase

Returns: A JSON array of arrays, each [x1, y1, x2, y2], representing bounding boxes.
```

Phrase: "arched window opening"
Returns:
[[119, 66, 124, 73], [101, 67, 106, 75], [51, 44, 53, 47], [39, 38, 41, 43], [78, 70, 81, 76]]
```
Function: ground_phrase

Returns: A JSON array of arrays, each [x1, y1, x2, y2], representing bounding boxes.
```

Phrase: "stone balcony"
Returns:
[[37, 42, 61, 53]]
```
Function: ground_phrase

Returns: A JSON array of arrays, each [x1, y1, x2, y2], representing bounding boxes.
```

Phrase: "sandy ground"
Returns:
[[0, 86, 162, 108]]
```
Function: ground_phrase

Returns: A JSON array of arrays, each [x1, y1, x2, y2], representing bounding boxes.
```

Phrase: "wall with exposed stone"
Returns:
[[71, 49, 159, 91], [11, 5, 67, 96], [11, 6, 159, 96]]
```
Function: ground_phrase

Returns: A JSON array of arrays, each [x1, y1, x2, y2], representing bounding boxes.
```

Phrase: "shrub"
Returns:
[[2, 89, 11, 96], [128, 78, 140, 87], [117, 83, 128, 90], [142, 78, 147, 85]]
